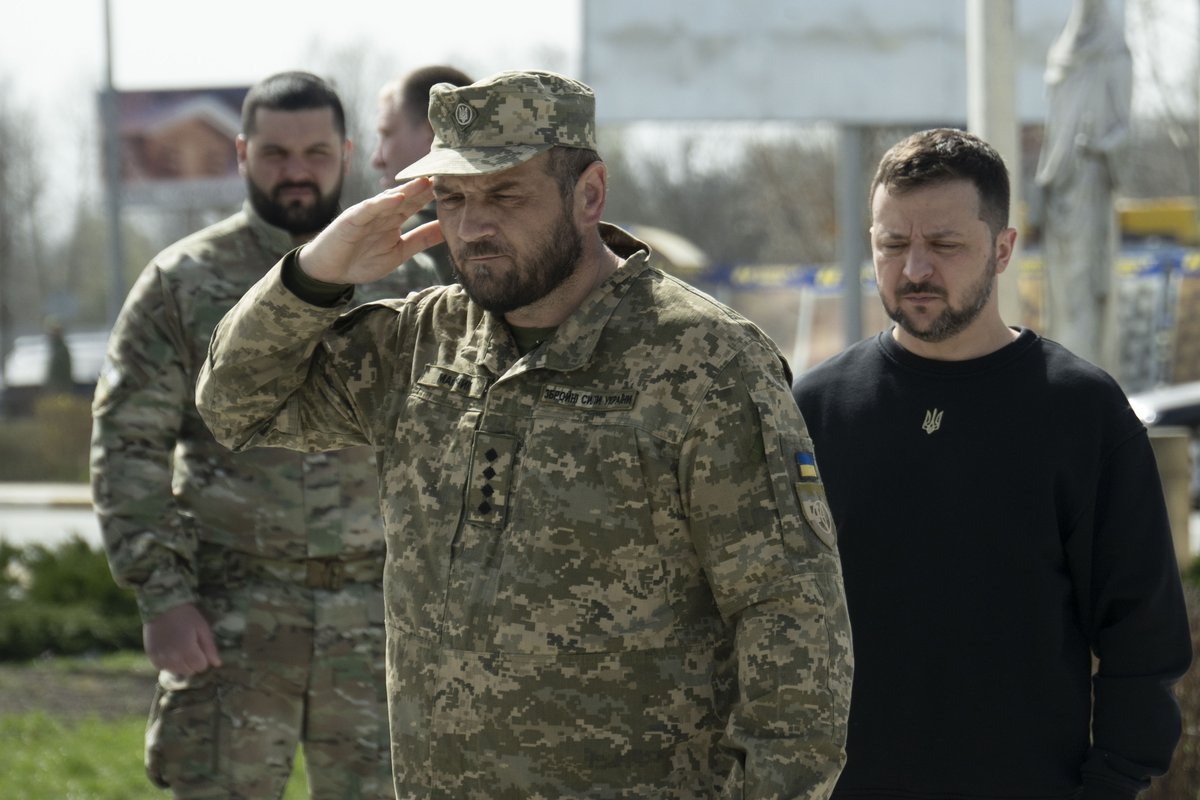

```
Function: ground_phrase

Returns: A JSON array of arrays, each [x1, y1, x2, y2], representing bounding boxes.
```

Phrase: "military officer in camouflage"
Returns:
[[91, 71, 440, 799], [197, 70, 853, 798]]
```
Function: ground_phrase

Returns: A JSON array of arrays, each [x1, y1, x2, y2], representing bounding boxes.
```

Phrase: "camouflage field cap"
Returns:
[[394, 70, 596, 180]]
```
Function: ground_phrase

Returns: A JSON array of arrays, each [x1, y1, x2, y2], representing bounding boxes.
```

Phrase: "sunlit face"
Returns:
[[871, 179, 1006, 344], [370, 101, 434, 189], [238, 107, 348, 237], [433, 153, 582, 315]]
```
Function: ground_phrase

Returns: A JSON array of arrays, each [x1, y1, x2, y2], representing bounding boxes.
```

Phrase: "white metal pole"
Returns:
[[967, 0, 1023, 327], [102, 0, 126, 326]]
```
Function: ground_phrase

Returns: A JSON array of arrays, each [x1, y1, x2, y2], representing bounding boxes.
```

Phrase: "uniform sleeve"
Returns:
[[681, 345, 853, 799], [90, 264, 197, 621], [195, 252, 378, 455], [1073, 425, 1193, 799]]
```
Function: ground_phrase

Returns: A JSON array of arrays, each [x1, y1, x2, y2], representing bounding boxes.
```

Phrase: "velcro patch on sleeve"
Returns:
[[795, 480, 836, 549]]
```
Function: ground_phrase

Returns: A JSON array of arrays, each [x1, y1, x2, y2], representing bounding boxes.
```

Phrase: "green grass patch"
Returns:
[[37, 649, 153, 675], [0, 713, 157, 799], [0, 394, 91, 482], [0, 711, 309, 799]]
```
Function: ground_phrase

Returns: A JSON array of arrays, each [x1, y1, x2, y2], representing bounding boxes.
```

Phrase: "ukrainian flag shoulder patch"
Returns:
[[796, 451, 819, 480]]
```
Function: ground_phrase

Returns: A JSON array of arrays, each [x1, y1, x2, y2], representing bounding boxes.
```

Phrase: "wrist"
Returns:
[[282, 248, 352, 307]]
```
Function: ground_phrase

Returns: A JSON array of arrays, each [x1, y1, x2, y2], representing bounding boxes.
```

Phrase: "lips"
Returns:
[[458, 245, 509, 264], [898, 283, 945, 303], [274, 183, 318, 203]]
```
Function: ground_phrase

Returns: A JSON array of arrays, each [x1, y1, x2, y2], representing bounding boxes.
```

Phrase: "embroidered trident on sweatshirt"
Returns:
[[922, 408, 944, 434]]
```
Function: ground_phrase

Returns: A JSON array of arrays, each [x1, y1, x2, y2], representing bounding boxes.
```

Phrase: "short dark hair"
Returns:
[[391, 65, 473, 125], [545, 146, 602, 200], [870, 128, 1010, 236], [242, 71, 346, 139]]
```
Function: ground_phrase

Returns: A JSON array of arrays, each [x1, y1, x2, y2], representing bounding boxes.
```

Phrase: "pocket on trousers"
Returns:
[[145, 671, 221, 790]]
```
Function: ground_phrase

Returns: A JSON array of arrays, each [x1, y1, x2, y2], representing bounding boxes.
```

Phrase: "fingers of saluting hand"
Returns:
[[362, 178, 439, 234], [302, 178, 437, 284], [403, 217, 446, 253]]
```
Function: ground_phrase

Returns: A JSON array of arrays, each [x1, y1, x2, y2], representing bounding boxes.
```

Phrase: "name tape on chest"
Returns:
[[417, 365, 487, 398], [540, 383, 638, 412]]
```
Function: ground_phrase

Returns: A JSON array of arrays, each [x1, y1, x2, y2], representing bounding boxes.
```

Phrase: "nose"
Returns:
[[281, 153, 312, 181], [453, 200, 496, 243], [902, 244, 934, 283], [371, 142, 385, 172]]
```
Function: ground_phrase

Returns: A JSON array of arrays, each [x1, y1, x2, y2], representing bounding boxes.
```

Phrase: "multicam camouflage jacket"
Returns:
[[91, 203, 440, 621], [196, 224, 853, 798]]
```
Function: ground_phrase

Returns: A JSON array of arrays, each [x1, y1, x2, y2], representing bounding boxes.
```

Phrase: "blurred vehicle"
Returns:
[[1129, 380, 1200, 509], [0, 330, 110, 417]]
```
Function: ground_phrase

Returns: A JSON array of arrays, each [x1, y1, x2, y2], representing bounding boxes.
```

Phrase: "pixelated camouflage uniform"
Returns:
[[196, 224, 854, 799], [91, 202, 440, 799]]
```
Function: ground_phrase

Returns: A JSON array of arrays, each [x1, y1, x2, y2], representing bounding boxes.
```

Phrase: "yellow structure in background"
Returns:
[[1118, 197, 1200, 246]]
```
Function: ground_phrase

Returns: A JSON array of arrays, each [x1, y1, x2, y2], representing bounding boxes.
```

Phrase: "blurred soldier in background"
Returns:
[[371, 64, 471, 283], [91, 71, 438, 799], [42, 316, 74, 395]]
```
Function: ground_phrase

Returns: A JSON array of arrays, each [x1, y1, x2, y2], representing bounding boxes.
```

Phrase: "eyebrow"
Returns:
[[257, 141, 333, 151], [435, 177, 526, 195], [875, 227, 963, 239], [483, 178, 523, 193]]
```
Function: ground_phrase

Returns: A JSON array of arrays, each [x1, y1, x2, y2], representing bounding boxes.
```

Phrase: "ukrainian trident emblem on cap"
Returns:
[[454, 103, 475, 127]]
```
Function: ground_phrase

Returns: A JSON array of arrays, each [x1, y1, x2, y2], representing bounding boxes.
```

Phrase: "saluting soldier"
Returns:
[[196, 69, 854, 798]]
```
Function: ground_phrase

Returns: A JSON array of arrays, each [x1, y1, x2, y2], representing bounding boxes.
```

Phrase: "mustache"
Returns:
[[272, 181, 320, 199], [896, 281, 946, 298], [457, 242, 511, 260]]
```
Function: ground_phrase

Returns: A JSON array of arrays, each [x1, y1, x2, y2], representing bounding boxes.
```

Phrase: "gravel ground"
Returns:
[[0, 658, 153, 721]]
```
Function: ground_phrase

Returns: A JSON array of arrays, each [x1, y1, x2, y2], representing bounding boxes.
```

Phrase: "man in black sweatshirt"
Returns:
[[792, 127, 1192, 800]]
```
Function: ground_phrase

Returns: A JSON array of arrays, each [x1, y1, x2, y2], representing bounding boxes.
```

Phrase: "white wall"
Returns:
[[582, 0, 1079, 125]]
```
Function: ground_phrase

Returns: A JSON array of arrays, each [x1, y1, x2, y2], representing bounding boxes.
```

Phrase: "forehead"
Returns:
[[376, 100, 412, 128], [432, 152, 552, 192], [871, 179, 983, 233], [247, 107, 341, 144]]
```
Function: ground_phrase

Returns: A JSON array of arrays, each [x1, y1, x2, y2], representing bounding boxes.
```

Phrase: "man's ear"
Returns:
[[576, 161, 607, 225], [235, 134, 249, 176], [994, 226, 1018, 275]]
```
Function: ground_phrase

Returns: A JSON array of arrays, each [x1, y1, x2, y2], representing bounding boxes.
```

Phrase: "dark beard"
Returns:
[[452, 204, 583, 315], [247, 177, 342, 236], [885, 252, 997, 343]]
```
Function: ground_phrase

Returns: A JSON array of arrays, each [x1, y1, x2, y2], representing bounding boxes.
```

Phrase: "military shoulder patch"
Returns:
[[794, 481, 836, 549]]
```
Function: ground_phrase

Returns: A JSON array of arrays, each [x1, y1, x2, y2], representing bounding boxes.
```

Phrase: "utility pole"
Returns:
[[837, 125, 865, 349], [101, 0, 126, 325]]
